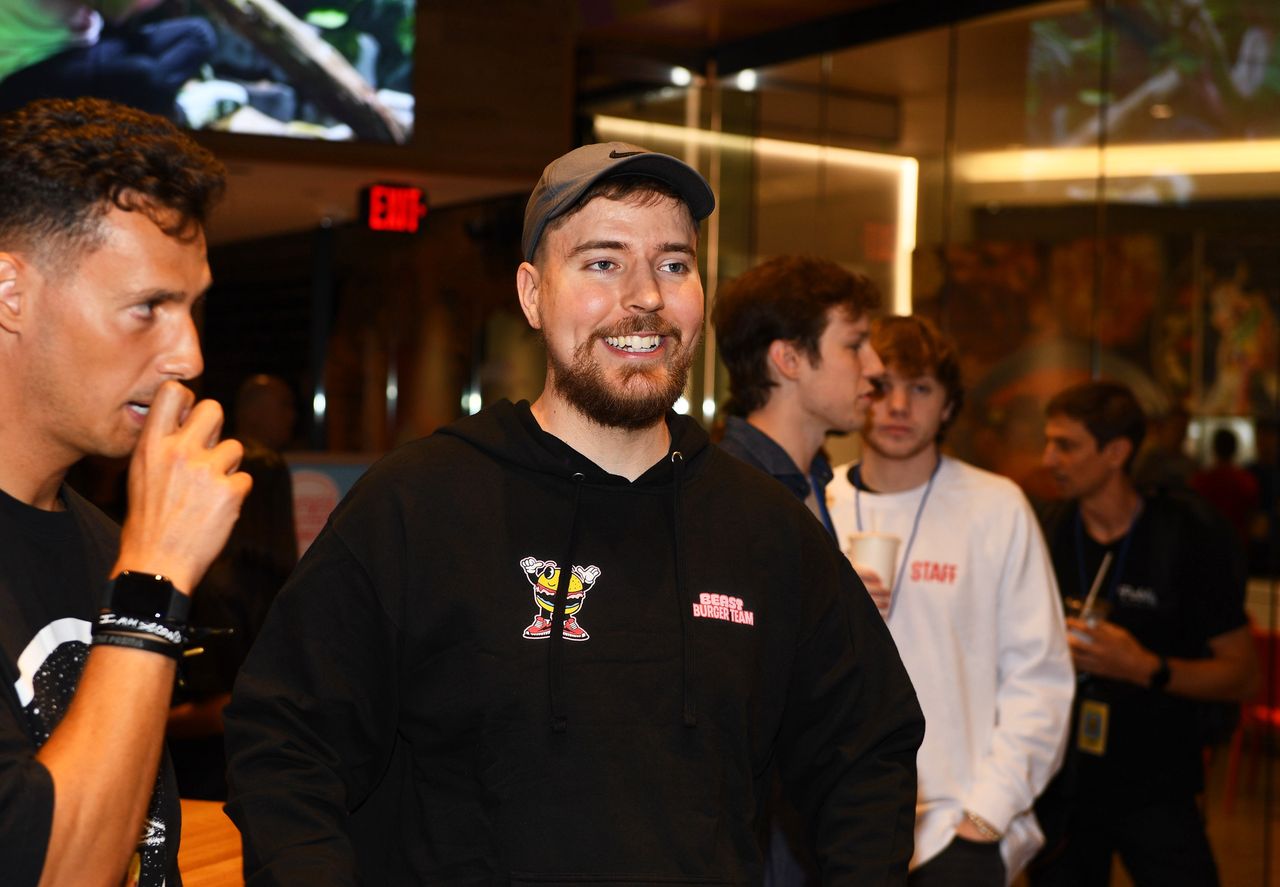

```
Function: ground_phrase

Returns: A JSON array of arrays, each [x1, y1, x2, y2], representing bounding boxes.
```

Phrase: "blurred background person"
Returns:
[[166, 443, 297, 800], [234, 372, 298, 452], [1132, 405, 1197, 493], [1191, 426, 1260, 550], [1032, 381, 1257, 887]]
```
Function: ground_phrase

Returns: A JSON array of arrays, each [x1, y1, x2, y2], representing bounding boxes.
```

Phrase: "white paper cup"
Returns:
[[846, 532, 901, 590]]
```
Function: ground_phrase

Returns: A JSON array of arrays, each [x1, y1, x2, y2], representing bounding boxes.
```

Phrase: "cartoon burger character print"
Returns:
[[520, 556, 601, 641]]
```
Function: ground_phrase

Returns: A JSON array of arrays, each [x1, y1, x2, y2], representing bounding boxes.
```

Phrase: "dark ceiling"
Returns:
[[574, 0, 1035, 100]]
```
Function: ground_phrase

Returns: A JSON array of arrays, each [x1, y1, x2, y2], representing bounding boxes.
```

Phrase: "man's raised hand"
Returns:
[[113, 380, 253, 594]]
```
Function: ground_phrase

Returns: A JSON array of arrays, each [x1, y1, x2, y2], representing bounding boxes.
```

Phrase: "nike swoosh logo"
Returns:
[[608, 150, 645, 158]]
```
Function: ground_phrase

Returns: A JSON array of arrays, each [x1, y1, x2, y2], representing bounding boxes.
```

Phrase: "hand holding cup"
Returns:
[[846, 532, 900, 619]]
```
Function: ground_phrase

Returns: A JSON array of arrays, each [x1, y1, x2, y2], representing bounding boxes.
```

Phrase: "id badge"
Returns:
[[1077, 698, 1109, 756]]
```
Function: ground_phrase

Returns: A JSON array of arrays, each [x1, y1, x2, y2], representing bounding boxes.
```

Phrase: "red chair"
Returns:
[[1222, 625, 1279, 814]]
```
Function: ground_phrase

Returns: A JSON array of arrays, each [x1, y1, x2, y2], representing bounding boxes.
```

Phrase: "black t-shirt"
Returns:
[[1042, 490, 1248, 800], [0, 485, 181, 886], [1044, 488, 1244, 798]]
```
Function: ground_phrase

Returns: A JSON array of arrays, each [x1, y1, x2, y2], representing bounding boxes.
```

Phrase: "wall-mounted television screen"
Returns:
[[1025, 2, 1280, 147], [0, 0, 414, 144]]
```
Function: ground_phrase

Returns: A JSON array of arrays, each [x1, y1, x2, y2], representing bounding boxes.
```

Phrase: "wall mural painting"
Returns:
[[1194, 238, 1280, 417], [912, 233, 1279, 500]]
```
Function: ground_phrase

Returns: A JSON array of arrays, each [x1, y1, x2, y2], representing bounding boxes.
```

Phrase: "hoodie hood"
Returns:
[[439, 399, 709, 732], [438, 399, 711, 486], [225, 395, 927, 883]]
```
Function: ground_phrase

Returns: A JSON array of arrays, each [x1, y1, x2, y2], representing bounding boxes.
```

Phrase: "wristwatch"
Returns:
[[963, 810, 1003, 841], [102, 571, 190, 625], [1148, 655, 1171, 691]]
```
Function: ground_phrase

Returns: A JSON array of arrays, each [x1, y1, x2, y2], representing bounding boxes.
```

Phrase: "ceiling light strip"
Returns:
[[594, 115, 917, 315], [958, 139, 1280, 183]]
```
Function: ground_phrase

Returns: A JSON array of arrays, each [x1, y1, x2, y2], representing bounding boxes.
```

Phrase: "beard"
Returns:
[[546, 316, 697, 431]]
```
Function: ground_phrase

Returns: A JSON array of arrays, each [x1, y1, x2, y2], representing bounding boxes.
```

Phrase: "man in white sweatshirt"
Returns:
[[828, 315, 1073, 886]]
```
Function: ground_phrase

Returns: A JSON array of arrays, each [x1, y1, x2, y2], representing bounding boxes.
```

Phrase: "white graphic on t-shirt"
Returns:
[[140, 816, 167, 847], [11, 616, 171, 886], [15, 616, 89, 707], [1117, 584, 1158, 608]]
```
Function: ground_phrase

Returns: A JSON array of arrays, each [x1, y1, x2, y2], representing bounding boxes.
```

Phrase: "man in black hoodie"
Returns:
[[225, 141, 924, 885]]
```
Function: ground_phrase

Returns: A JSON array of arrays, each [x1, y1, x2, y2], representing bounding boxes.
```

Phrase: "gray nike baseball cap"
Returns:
[[522, 141, 716, 261]]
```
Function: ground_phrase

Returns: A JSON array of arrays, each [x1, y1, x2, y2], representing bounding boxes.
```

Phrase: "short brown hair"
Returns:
[[872, 315, 964, 440], [1046, 380, 1147, 472], [714, 255, 880, 416], [0, 97, 225, 270]]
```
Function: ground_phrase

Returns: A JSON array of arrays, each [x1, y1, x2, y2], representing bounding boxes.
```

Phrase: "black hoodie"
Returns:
[[225, 401, 923, 885]]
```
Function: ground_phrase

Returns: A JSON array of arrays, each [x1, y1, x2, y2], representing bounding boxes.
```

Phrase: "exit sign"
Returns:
[[361, 184, 428, 233]]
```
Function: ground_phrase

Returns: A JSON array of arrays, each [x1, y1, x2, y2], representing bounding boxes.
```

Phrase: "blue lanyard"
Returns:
[[811, 470, 836, 538], [852, 457, 942, 600], [1073, 503, 1141, 605]]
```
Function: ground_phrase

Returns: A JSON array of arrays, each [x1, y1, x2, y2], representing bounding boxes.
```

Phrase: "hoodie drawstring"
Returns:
[[548, 472, 585, 733], [670, 451, 697, 728], [547, 458, 696, 732]]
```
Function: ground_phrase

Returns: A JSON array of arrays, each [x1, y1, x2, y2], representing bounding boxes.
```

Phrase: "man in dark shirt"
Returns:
[[0, 97, 249, 886], [712, 256, 888, 885], [1191, 426, 1260, 547], [1031, 381, 1258, 887], [712, 256, 885, 535]]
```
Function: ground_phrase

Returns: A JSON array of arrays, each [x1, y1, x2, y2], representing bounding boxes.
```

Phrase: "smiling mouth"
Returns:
[[604, 334, 662, 353], [127, 402, 151, 417]]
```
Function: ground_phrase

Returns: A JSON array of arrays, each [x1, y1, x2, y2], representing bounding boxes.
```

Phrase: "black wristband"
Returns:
[[93, 631, 183, 660], [94, 613, 187, 646]]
